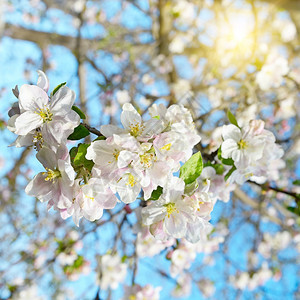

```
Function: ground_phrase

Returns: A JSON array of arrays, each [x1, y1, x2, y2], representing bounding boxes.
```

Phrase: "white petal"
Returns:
[[25, 173, 52, 197], [222, 124, 241, 141], [142, 204, 166, 225], [50, 86, 76, 115], [36, 147, 57, 169], [15, 111, 43, 135], [18, 84, 48, 112], [100, 124, 126, 137], [164, 214, 186, 238], [221, 139, 238, 159], [37, 70, 49, 92], [121, 103, 142, 130]]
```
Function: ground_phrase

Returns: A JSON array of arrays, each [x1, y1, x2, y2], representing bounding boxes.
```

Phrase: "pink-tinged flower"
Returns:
[[171, 273, 192, 298], [14, 82, 79, 146], [131, 142, 173, 199], [100, 103, 164, 141], [136, 226, 175, 257], [8, 71, 53, 150], [25, 145, 75, 210], [142, 177, 193, 239], [198, 166, 235, 203], [61, 177, 117, 226], [85, 135, 139, 181], [111, 170, 142, 204], [123, 284, 162, 300], [221, 124, 265, 168], [96, 253, 127, 290], [142, 176, 214, 242]]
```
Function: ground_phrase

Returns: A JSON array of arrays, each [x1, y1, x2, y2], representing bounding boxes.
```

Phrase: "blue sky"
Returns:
[[0, 1, 299, 299]]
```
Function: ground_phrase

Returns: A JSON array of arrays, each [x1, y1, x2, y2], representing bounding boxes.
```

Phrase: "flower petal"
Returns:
[[37, 70, 49, 92], [50, 86, 75, 115], [18, 84, 48, 112], [15, 111, 43, 135]]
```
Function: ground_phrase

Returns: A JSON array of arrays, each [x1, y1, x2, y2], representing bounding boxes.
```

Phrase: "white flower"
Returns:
[[199, 166, 235, 202], [25, 145, 75, 210], [136, 227, 175, 257], [221, 124, 265, 168], [123, 284, 161, 300], [61, 177, 118, 226], [171, 273, 192, 298], [111, 170, 142, 204], [101, 103, 163, 141], [142, 177, 193, 239], [96, 253, 127, 290], [116, 90, 130, 105], [256, 53, 289, 91], [13, 285, 45, 300], [86, 135, 139, 181], [14, 83, 79, 146]]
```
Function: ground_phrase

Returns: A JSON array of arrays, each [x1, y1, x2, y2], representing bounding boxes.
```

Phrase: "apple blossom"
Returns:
[[96, 253, 127, 290], [13, 81, 79, 147], [25, 145, 75, 210]]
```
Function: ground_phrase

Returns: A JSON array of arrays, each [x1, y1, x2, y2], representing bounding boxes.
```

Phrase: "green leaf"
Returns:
[[72, 105, 86, 119], [73, 255, 84, 269], [227, 109, 239, 128], [51, 82, 66, 96], [68, 124, 90, 140], [69, 147, 78, 162], [94, 136, 106, 141], [73, 143, 94, 172], [225, 165, 236, 181], [204, 161, 225, 175], [293, 179, 300, 186], [184, 180, 199, 196], [218, 147, 234, 166], [213, 164, 225, 175], [180, 152, 203, 185], [149, 186, 163, 200]]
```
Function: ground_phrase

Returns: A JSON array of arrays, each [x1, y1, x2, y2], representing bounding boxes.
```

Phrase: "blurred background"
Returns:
[[0, 0, 299, 299]]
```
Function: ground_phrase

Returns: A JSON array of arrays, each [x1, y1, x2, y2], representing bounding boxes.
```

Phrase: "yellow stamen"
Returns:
[[238, 139, 248, 149], [32, 131, 44, 150], [129, 122, 144, 137], [126, 174, 137, 187], [85, 195, 95, 202], [164, 202, 179, 218], [140, 153, 155, 168], [160, 143, 172, 151], [109, 149, 120, 164], [43, 168, 61, 182], [36, 106, 53, 123]]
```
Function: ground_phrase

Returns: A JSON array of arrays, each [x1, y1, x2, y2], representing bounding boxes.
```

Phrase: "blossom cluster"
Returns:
[[221, 119, 284, 185], [7, 71, 284, 247]]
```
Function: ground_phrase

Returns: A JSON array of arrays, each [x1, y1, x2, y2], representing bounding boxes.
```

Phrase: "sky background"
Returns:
[[0, 1, 299, 299]]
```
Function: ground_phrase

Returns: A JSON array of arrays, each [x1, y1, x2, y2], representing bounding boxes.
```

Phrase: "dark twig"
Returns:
[[82, 123, 104, 137]]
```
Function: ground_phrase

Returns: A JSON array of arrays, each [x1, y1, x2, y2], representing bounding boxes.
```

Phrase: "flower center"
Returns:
[[43, 168, 61, 182], [129, 122, 144, 137], [160, 143, 172, 151], [84, 195, 95, 202], [238, 139, 248, 149], [113, 150, 120, 160], [37, 107, 53, 123], [126, 174, 137, 187], [140, 152, 155, 168], [32, 131, 44, 151], [164, 202, 179, 218]]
